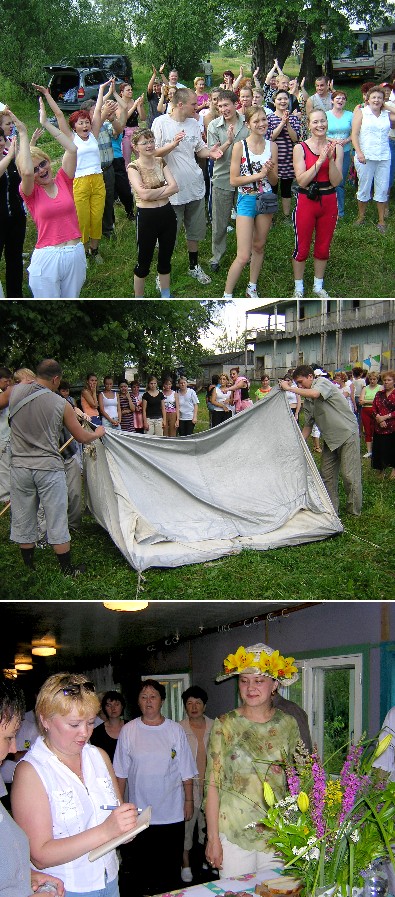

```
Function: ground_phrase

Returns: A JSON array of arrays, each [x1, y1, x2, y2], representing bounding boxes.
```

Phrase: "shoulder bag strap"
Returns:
[[8, 387, 53, 421]]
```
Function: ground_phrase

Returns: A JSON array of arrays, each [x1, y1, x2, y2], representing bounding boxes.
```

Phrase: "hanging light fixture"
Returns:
[[15, 652, 33, 671], [3, 668, 17, 679], [103, 601, 148, 612], [32, 635, 57, 657]]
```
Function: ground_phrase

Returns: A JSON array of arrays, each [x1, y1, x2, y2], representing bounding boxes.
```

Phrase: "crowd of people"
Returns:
[[1, 358, 394, 577], [1, 61, 395, 298]]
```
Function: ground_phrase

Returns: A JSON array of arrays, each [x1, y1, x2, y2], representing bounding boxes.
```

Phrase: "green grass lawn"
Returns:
[[1, 58, 394, 298], [1, 396, 395, 601]]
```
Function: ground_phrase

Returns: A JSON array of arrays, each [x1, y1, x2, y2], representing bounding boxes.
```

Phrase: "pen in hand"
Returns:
[[100, 804, 143, 811]]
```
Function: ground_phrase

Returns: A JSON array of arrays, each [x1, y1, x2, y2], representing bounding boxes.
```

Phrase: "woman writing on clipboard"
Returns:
[[11, 673, 138, 897]]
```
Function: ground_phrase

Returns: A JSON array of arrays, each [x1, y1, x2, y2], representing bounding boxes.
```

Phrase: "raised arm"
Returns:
[[0, 135, 17, 176], [37, 97, 77, 178], [32, 84, 71, 138], [10, 113, 34, 196], [91, 80, 113, 138]]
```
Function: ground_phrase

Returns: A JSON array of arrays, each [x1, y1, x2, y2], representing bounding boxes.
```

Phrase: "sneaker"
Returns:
[[230, 207, 237, 219], [62, 564, 87, 578], [155, 274, 161, 294], [313, 288, 330, 298], [181, 868, 193, 883], [293, 289, 304, 298], [188, 265, 211, 285], [363, 452, 372, 458], [246, 285, 259, 299]]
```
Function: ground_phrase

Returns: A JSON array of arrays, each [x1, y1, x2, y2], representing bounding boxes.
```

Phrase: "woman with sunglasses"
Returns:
[[15, 95, 86, 298], [12, 673, 138, 897]]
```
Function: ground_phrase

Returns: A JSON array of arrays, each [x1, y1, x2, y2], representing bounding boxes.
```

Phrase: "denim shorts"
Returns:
[[66, 875, 119, 897], [236, 193, 259, 218]]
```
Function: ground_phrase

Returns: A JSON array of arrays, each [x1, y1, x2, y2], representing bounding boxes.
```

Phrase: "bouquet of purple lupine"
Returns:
[[259, 735, 395, 897]]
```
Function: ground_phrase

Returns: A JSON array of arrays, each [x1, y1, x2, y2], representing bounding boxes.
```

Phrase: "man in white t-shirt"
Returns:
[[152, 87, 222, 285]]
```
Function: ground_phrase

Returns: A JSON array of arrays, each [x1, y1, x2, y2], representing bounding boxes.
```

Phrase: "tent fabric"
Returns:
[[85, 386, 343, 572]]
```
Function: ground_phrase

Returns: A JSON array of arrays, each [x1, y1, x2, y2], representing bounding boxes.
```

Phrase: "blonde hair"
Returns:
[[13, 368, 35, 383], [36, 673, 100, 735], [30, 147, 51, 165]]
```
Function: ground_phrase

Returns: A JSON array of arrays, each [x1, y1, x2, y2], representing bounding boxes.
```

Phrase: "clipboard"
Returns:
[[88, 805, 152, 861]]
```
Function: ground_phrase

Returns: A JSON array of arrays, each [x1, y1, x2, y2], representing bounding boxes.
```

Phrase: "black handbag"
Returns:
[[243, 141, 278, 215]]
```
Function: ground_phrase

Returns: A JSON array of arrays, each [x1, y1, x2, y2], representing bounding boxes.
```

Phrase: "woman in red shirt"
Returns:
[[371, 371, 395, 478], [16, 97, 86, 298]]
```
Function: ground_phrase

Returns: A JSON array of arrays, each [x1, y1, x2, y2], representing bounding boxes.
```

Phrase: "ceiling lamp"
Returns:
[[3, 668, 17, 679], [15, 653, 33, 671], [103, 601, 148, 612], [32, 636, 57, 657]]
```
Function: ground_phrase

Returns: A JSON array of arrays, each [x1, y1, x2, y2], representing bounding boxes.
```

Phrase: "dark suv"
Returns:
[[75, 55, 133, 82], [44, 65, 114, 112]]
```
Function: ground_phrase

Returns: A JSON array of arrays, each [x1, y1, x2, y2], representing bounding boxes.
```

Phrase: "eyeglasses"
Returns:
[[56, 679, 95, 697], [137, 139, 155, 146], [33, 159, 48, 175]]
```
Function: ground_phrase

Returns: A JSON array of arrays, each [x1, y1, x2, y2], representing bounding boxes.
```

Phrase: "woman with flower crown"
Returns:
[[204, 642, 299, 878]]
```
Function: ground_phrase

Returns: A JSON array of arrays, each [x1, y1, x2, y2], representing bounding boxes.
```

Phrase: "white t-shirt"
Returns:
[[113, 717, 197, 824], [152, 115, 206, 204], [178, 388, 199, 421]]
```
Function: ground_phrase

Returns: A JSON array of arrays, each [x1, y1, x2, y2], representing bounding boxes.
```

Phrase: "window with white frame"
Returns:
[[284, 653, 363, 773]]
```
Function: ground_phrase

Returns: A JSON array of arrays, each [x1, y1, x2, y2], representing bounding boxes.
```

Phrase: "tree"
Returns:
[[131, 0, 218, 76], [218, 0, 392, 83], [0, 300, 224, 381], [213, 327, 246, 354]]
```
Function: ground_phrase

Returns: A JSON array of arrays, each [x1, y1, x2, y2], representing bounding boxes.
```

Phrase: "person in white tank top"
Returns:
[[223, 107, 278, 299], [99, 376, 122, 430], [11, 673, 139, 897]]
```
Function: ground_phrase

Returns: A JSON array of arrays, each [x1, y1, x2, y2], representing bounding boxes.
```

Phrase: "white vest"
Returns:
[[360, 106, 390, 161], [25, 737, 119, 891]]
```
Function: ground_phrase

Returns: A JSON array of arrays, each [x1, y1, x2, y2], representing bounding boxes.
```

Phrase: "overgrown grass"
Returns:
[[1, 396, 395, 601], [1, 59, 394, 298]]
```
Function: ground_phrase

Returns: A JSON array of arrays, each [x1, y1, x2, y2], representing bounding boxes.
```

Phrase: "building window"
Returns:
[[392, 42, 395, 51], [383, 42, 388, 51], [141, 673, 190, 721], [299, 305, 305, 320], [374, 43, 377, 50], [352, 300, 360, 309], [350, 346, 359, 364], [298, 351, 304, 365]]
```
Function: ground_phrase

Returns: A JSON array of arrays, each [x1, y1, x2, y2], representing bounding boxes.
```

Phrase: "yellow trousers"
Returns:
[[73, 173, 106, 244]]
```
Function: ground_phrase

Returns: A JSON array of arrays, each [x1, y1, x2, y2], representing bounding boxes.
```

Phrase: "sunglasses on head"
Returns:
[[33, 159, 48, 174], [57, 679, 95, 697]]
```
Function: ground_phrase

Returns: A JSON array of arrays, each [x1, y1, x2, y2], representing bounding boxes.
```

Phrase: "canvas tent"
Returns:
[[85, 386, 343, 572]]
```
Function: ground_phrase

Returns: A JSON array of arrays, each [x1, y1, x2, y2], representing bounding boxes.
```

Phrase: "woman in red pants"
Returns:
[[292, 109, 343, 299]]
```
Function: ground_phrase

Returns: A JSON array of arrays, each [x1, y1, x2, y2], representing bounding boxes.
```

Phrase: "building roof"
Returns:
[[372, 26, 395, 35]]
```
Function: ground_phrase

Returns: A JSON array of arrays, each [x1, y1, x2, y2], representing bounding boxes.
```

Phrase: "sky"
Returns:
[[201, 300, 270, 350]]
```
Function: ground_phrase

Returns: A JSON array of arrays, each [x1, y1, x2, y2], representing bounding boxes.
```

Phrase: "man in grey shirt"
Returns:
[[8, 358, 105, 575], [207, 90, 249, 272], [280, 364, 362, 515]]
